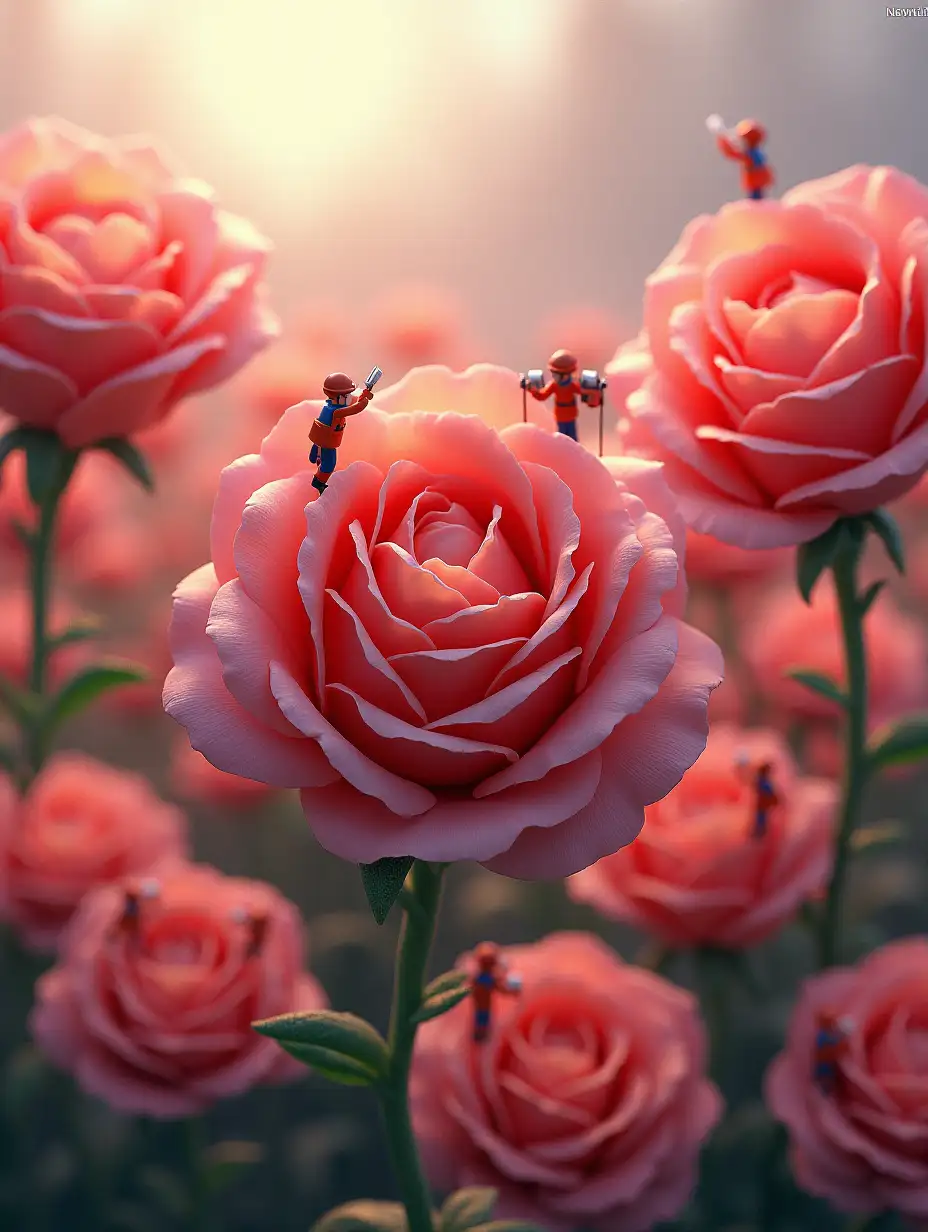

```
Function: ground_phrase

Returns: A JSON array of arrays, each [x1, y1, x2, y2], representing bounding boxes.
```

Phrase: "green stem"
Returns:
[[24, 469, 70, 780], [692, 949, 730, 1089], [184, 1115, 212, 1232], [379, 861, 444, 1232], [817, 543, 869, 969]]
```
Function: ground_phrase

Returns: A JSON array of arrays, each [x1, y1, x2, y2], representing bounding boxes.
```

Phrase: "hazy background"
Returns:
[[0, 0, 919, 371]]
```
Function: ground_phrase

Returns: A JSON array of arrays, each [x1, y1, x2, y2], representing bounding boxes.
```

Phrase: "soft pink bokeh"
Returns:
[[164, 364, 723, 879], [567, 725, 836, 949], [612, 167, 928, 548], [30, 861, 326, 1117], [0, 753, 188, 951], [410, 932, 722, 1232], [684, 528, 791, 586], [169, 735, 277, 809], [765, 937, 928, 1219], [533, 304, 627, 375], [0, 116, 278, 448], [740, 578, 928, 740], [367, 283, 471, 372], [0, 584, 88, 687]]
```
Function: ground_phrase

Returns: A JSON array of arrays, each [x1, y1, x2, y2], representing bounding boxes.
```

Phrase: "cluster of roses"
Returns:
[[0, 116, 926, 1231]]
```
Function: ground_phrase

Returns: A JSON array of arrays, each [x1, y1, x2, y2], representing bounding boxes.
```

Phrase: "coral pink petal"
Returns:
[[422, 558, 500, 606], [485, 621, 721, 878], [668, 303, 744, 424], [715, 360, 800, 412], [268, 662, 435, 815], [742, 292, 860, 379], [84, 287, 184, 333], [475, 617, 679, 799], [0, 346, 78, 428], [57, 335, 225, 448], [0, 309, 161, 394], [695, 425, 871, 501], [372, 541, 469, 625], [301, 751, 601, 863], [0, 267, 89, 317], [389, 639, 526, 722], [423, 591, 547, 652], [742, 355, 919, 457], [211, 454, 279, 586], [809, 277, 901, 387], [339, 547, 436, 658], [163, 565, 334, 787], [468, 505, 535, 594], [324, 589, 427, 724]]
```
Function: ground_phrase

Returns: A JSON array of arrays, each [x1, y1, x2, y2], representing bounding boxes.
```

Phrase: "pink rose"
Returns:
[[765, 937, 928, 1220], [740, 578, 928, 728], [619, 167, 928, 548], [0, 116, 277, 448], [567, 724, 836, 949], [164, 365, 723, 878], [0, 753, 188, 950], [30, 861, 326, 1117], [410, 932, 722, 1232]]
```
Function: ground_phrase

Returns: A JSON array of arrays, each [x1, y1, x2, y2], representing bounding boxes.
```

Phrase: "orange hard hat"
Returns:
[[474, 941, 500, 968], [322, 371, 356, 397], [736, 119, 766, 145], [548, 349, 578, 374]]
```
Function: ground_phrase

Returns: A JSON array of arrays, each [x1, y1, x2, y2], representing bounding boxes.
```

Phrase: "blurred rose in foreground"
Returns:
[[766, 937, 928, 1220], [30, 862, 325, 1116], [0, 754, 188, 951], [618, 167, 928, 547], [568, 725, 835, 948], [534, 304, 627, 375], [410, 932, 721, 1232], [0, 116, 277, 448], [164, 365, 722, 879], [170, 735, 276, 809], [740, 579, 928, 770]]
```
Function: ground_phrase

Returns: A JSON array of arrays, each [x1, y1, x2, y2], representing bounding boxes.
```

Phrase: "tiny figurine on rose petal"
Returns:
[[110, 877, 160, 944], [469, 941, 522, 1044], [813, 1011, 853, 1094], [734, 751, 780, 839], [706, 114, 774, 200], [308, 366, 383, 494], [231, 906, 270, 957], [521, 349, 608, 454]]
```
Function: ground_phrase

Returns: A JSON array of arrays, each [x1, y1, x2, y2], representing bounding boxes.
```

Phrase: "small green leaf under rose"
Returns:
[[784, 669, 848, 710], [359, 856, 414, 924], [796, 518, 865, 604], [93, 437, 155, 493], [44, 662, 148, 735], [858, 580, 886, 617], [868, 713, 928, 770], [864, 509, 905, 575], [412, 969, 472, 1025], [21, 429, 77, 505], [252, 1010, 390, 1087], [439, 1187, 498, 1232], [312, 1200, 413, 1232]]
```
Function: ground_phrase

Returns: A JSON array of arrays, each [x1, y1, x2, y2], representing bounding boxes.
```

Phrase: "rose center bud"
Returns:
[[140, 911, 224, 974]]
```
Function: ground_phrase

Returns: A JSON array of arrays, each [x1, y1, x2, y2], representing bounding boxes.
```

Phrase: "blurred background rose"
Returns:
[[0, 2, 925, 1230]]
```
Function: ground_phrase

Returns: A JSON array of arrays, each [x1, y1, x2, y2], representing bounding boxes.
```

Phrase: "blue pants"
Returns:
[[748, 188, 763, 200], [557, 420, 578, 441], [310, 444, 337, 473]]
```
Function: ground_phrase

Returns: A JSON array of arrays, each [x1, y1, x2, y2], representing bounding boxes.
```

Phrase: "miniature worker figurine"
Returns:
[[469, 941, 522, 1044], [308, 370, 378, 494], [707, 115, 774, 200], [813, 1012, 852, 1093], [734, 752, 780, 839], [521, 350, 603, 442], [111, 878, 160, 944]]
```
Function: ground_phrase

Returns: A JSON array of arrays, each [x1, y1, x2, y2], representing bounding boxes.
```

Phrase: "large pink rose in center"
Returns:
[[164, 366, 722, 879]]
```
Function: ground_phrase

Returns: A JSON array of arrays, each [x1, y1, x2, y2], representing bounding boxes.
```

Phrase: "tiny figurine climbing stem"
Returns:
[[379, 860, 445, 1232], [817, 533, 869, 969]]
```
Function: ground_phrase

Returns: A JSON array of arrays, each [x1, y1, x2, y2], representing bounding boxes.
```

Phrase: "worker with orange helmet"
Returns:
[[521, 349, 601, 441], [308, 367, 382, 494], [469, 941, 522, 1044], [707, 116, 774, 200]]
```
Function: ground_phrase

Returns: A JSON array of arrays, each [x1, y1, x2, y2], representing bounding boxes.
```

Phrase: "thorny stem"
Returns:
[[817, 540, 869, 969], [379, 861, 445, 1232], [24, 484, 61, 778]]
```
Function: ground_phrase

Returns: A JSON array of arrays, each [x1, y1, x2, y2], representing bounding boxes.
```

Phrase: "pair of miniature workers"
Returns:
[[522, 349, 603, 442], [308, 372, 376, 494], [709, 116, 774, 200]]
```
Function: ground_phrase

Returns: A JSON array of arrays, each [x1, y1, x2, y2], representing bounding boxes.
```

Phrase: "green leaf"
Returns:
[[784, 669, 848, 709], [440, 1187, 498, 1232], [204, 1140, 263, 1193], [412, 969, 471, 1025], [0, 425, 30, 472], [0, 674, 38, 724], [48, 617, 104, 651], [0, 745, 17, 776], [252, 1010, 389, 1087], [359, 856, 414, 924], [865, 509, 905, 574], [868, 712, 928, 770], [44, 661, 148, 732], [95, 437, 154, 493], [796, 520, 847, 603], [20, 429, 76, 505], [859, 580, 886, 617], [312, 1200, 410, 1232], [850, 820, 906, 854]]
